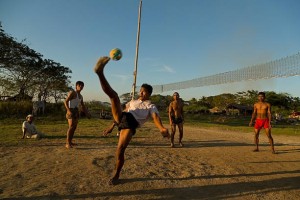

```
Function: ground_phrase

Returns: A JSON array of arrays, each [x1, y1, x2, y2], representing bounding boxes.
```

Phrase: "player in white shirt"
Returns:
[[94, 56, 170, 185], [64, 81, 91, 149], [22, 114, 44, 139]]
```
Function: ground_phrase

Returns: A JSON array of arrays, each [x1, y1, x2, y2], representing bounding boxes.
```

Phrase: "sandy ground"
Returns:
[[0, 123, 300, 200]]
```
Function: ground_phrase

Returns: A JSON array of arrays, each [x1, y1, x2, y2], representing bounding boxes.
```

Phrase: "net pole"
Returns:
[[132, 0, 142, 100]]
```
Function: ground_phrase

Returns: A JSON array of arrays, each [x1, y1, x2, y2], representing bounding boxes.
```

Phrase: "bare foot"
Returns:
[[161, 128, 170, 138], [179, 142, 184, 147], [109, 177, 120, 185], [253, 149, 259, 152], [65, 143, 73, 149], [94, 57, 110, 74], [272, 150, 276, 154], [170, 143, 174, 148]]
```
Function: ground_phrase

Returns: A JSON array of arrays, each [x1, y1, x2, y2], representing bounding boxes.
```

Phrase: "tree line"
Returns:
[[0, 23, 72, 103], [1, 22, 299, 117], [145, 90, 300, 116]]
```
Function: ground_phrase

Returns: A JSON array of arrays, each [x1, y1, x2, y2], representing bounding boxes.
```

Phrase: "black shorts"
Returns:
[[66, 108, 79, 120], [171, 116, 183, 125], [117, 112, 139, 135]]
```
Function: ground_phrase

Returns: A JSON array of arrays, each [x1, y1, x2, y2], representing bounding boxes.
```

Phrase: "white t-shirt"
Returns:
[[22, 121, 37, 136], [126, 99, 159, 126], [69, 92, 81, 108]]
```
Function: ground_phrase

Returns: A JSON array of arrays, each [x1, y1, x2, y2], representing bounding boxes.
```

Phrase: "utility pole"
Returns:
[[132, 0, 142, 99]]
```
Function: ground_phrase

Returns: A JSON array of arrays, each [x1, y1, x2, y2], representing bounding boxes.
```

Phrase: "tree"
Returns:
[[211, 93, 236, 109], [198, 96, 212, 108], [290, 97, 300, 111], [0, 23, 44, 98], [265, 92, 292, 109], [0, 23, 72, 102], [35, 59, 72, 102], [236, 90, 258, 106], [119, 92, 132, 103], [150, 94, 171, 111]]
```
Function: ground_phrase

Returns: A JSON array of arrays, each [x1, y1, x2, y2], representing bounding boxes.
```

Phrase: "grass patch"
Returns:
[[1, 115, 299, 146], [0, 117, 152, 146]]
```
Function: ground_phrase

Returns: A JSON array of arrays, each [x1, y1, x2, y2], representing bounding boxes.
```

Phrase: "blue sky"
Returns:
[[1, 0, 300, 102]]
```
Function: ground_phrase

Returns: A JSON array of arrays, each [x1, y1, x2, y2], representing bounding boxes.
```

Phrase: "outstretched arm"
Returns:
[[249, 104, 257, 126], [103, 122, 117, 136], [152, 112, 170, 138], [181, 102, 184, 123]]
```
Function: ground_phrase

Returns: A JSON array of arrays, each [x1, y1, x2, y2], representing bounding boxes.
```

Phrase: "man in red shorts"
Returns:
[[249, 92, 275, 154]]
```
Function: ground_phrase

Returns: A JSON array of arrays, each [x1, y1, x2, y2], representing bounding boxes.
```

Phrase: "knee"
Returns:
[[69, 126, 76, 131], [267, 135, 273, 139], [116, 145, 126, 155], [108, 91, 119, 99]]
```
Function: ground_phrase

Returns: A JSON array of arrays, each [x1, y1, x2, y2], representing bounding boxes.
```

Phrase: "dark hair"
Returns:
[[76, 81, 84, 87], [141, 83, 153, 95], [258, 92, 265, 97]]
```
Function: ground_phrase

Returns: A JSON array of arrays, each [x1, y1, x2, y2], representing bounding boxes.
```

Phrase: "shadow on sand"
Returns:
[[4, 171, 300, 200]]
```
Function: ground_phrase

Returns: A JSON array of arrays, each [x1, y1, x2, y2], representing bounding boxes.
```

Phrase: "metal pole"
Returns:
[[132, 0, 142, 100]]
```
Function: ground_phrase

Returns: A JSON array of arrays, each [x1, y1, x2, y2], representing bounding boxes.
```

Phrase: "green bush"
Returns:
[[0, 101, 32, 118]]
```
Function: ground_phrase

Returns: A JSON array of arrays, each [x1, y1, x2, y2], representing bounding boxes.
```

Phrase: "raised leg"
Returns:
[[94, 57, 122, 123]]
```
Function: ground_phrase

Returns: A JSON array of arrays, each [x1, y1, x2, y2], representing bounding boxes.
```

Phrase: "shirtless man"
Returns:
[[249, 92, 275, 154], [169, 92, 184, 147], [64, 81, 91, 149], [94, 56, 170, 185]]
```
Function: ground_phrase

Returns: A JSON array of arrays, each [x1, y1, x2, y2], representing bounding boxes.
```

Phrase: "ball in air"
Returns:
[[109, 48, 122, 61]]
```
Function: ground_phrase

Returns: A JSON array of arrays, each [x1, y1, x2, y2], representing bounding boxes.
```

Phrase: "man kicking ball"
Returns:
[[94, 56, 170, 185]]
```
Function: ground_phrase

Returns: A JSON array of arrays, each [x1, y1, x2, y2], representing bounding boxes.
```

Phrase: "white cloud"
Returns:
[[111, 74, 131, 81], [157, 65, 176, 73]]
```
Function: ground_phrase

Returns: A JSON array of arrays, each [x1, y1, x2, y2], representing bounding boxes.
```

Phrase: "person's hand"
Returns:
[[160, 128, 170, 138], [103, 124, 114, 136], [103, 130, 110, 137], [67, 110, 72, 116], [103, 128, 112, 136], [249, 121, 253, 127]]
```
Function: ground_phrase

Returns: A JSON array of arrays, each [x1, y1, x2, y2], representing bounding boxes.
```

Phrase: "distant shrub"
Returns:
[[0, 101, 32, 118]]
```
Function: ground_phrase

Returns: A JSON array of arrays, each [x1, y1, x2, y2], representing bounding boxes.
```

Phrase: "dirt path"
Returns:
[[1, 124, 300, 199]]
